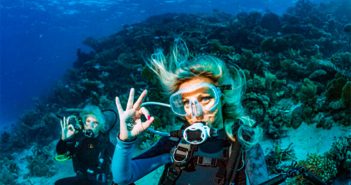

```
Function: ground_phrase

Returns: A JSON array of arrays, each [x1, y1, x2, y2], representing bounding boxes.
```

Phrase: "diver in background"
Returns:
[[112, 40, 269, 185], [55, 105, 115, 185]]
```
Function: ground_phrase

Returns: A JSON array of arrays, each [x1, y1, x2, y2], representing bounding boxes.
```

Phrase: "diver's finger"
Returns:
[[67, 124, 75, 132], [133, 90, 147, 110], [66, 116, 72, 127], [130, 117, 152, 136], [141, 116, 154, 131], [63, 117, 67, 127], [115, 97, 123, 115], [60, 119, 64, 129], [126, 88, 135, 110], [139, 107, 150, 119]]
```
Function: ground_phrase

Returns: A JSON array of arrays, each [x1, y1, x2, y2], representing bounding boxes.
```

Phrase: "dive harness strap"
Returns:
[[159, 138, 196, 185], [225, 139, 246, 185], [159, 137, 246, 185]]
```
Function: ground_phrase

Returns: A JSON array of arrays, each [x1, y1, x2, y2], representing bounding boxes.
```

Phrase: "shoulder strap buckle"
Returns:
[[172, 141, 193, 165]]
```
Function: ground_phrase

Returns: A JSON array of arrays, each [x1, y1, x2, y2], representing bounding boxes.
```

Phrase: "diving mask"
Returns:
[[169, 83, 221, 117]]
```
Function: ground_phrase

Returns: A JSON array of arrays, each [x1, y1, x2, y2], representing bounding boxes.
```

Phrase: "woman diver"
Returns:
[[112, 39, 269, 185], [55, 105, 115, 185]]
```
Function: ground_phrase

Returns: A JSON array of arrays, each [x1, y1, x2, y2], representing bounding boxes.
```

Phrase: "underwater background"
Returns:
[[0, 0, 350, 184]]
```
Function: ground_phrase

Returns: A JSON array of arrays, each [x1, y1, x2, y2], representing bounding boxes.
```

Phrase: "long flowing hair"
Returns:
[[147, 39, 262, 148]]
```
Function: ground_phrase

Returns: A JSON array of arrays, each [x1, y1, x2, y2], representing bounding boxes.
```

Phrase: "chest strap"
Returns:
[[159, 138, 246, 185], [159, 139, 195, 185], [172, 139, 197, 166], [193, 156, 226, 167]]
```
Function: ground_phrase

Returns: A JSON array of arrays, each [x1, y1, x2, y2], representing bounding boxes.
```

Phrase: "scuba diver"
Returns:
[[55, 105, 115, 185], [111, 39, 269, 185]]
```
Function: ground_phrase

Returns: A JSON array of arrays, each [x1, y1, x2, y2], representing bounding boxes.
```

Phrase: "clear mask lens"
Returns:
[[85, 118, 98, 129], [169, 83, 221, 117]]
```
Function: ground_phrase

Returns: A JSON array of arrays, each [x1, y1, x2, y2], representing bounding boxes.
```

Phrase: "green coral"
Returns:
[[341, 81, 351, 107], [326, 76, 347, 100], [240, 49, 265, 74], [251, 74, 266, 90], [264, 71, 277, 90], [330, 52, 351, 78], [326, 136, 351, 177], [264, 71, 287, 91], [308, 69, 327, 79], [293, 154, 337, 185], [325, 76, 350, 109], [280, 59, 305, 75], [266, 143, 296, 174], [261, 37, 289, 53], [297, 78, 318, 103], [207, 39, 235, 53]]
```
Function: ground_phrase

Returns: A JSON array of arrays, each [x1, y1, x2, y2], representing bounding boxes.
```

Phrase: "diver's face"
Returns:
[[178, 77, 223, 127], [84, 115, 100, 136]]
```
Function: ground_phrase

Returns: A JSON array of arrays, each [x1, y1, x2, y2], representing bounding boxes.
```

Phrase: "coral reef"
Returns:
[[325, 76, 350, 112], [297, 78, 317, 104], [292, 154, 338, 185], [0, 156, 19, 185], [25, 144, 56, 177], [341, 81, 351, 107], [265, 143, 296, 174], [2, 0, 350, 183], [326, 136, 351, 178]]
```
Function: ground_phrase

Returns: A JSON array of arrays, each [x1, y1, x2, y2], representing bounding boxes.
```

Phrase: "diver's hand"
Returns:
[[60, 117, 76, 140], [115, 88, 154, 141]]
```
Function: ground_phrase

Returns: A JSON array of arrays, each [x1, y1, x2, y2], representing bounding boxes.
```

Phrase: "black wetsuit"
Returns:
[[55, 133, 115, 185], [112, 129, 269, 185]]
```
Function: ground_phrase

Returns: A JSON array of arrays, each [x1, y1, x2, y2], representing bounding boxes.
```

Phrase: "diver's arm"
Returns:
[[245, 144, 269, 185], [56, 137, 76, 155], [56, 116, 78, 155], [111, 138, 171, 185]]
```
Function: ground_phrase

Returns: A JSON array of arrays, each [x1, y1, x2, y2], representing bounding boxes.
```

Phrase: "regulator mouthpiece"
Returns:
[[83, 129, 94, 138], [183, 122, 217, 145]]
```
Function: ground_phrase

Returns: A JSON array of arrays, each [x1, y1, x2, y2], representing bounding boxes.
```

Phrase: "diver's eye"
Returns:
[[85, 119, 98, 127], [199, 96, 212, 104], [182, 99, 190, 108], [92, 122, 99, 128]]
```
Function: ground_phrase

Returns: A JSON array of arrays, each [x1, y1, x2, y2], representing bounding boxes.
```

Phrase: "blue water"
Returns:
[[0, 0, 327, 128]]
